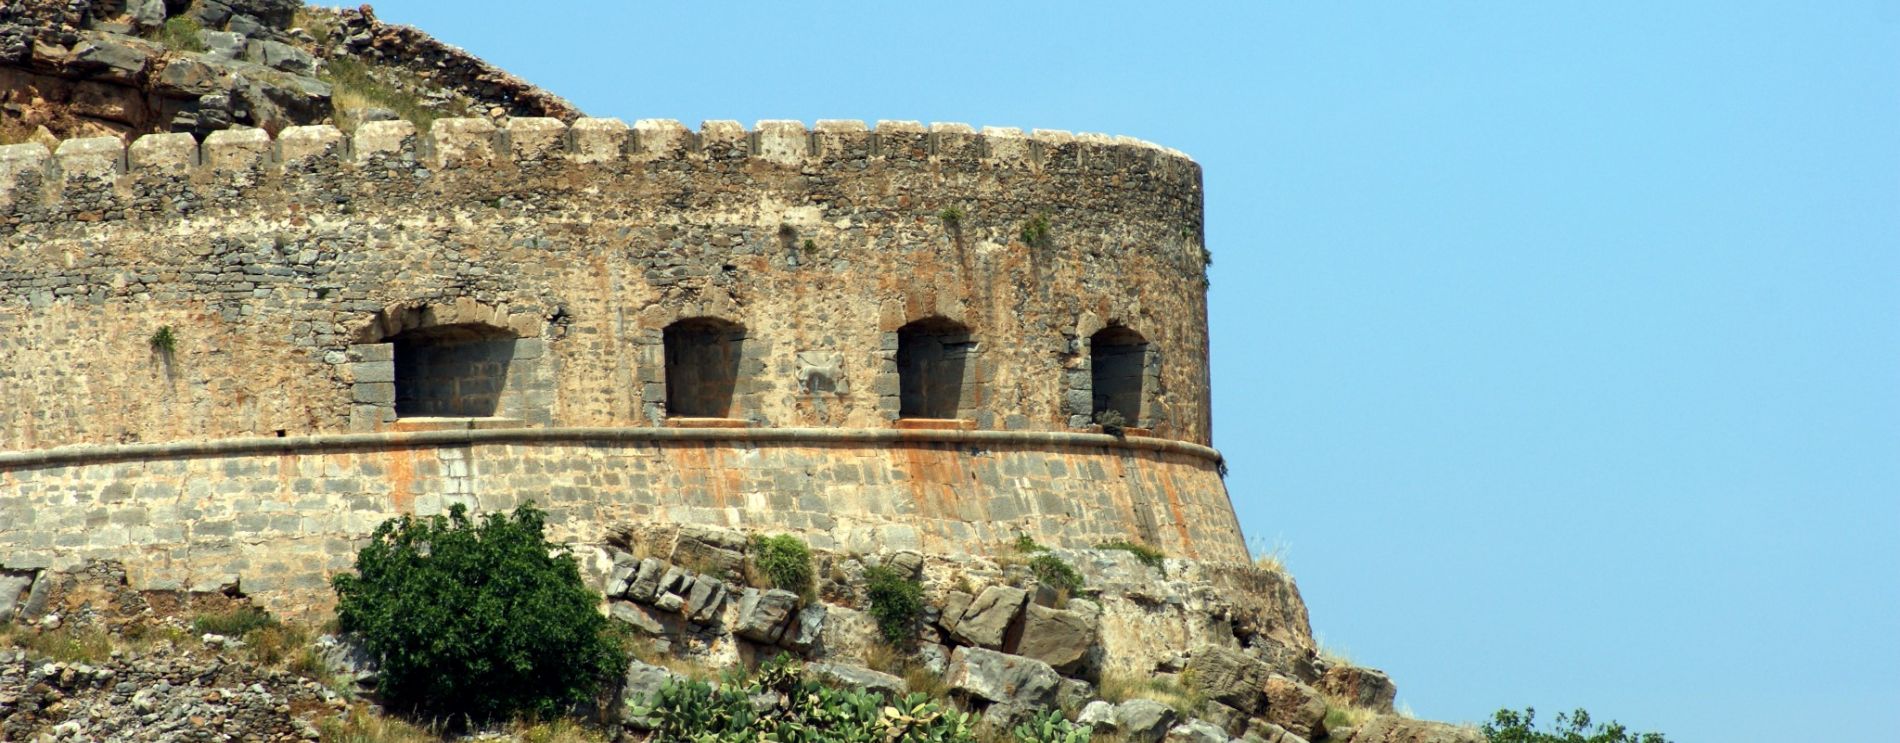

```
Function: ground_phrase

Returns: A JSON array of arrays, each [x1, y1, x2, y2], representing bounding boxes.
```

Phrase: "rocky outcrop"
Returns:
[[1331, 716, 1486, 743], [0, 0, 575, 140]]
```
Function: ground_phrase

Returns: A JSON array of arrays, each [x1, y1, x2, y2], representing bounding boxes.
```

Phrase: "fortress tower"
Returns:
[[0, 117, 1245, 611]]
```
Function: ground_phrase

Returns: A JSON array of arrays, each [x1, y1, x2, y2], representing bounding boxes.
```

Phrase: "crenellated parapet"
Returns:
[[0, 117, 1201, 219]]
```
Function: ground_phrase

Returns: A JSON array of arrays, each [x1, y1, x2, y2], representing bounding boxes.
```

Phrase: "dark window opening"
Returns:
[[898, 317, 973, 419], [392, 323, 518, 417], [1091, 326, 1148, 425], [664, 317, 746, 418]]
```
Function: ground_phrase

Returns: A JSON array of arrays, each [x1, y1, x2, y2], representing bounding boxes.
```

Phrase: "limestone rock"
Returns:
[[734, 588, 800, 643], [947, 585, 1026, 649], [1184, 644, 1269, 713], [783, 603, 826, 652], [1166, 719, 1230, 743], [609, 600, 669, 636], [1336, 716, 1484, 743], [1319, 664, 1397, 713], [808, 662, 906, 697], [313, 633, 377, 693], [628, 558, 666, 601], [0, 571, 34, 622], [1200, 699, 1249, 737], [1263, 673, 1327, 741], [1244, 720, 1306, 743], [943, 646, 1060, 707], [1077, 700, 1119, 731], [619, 659, 683, 720], [1115, 699, 1180, 743], [67, 38, 150, 83], [1015, 602, 1095, 675]]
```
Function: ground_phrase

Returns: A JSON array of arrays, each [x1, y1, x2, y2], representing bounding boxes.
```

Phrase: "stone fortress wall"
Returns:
[[0, 117, 1245, 612]]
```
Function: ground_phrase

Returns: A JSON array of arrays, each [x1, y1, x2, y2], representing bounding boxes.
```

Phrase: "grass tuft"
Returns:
[[1096, 539, 1165, 569]]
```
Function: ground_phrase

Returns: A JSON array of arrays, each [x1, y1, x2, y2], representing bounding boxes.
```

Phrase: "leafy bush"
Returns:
[[627, 654, 973, 742], [749, 533, 814, 595], [1028, 554, 1084, 594], [938, 206, 965, 228], [1095, 539, 1165, 569], [1013, 534, 1047, 554], [331, 503, 627, 723], [1013, 709, 1093, 742], [864, 565, 925, 646], [148, 16, 206, 53], [1484, 708, 1671, 743]]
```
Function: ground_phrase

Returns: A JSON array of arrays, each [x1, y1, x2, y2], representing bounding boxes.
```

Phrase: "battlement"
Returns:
[[0, 118, 1200, 213]]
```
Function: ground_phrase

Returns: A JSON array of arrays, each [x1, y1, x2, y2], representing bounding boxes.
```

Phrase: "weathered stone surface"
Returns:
[[1015, 602, 1095, 674], [1184, 645, 1270, 713], [948, 585, 1027, 649], [1336, 716, 1483, 743], [609, 600, 668, 636], [1200, 700, 1249, 737], [1077, 700, 1118, 731], [619, 659, 682, 717], [1115, 699, 1180, 743], [1244, 720, 1303, 743], [1319, 663, 1397, 713], [1166, 719, 1229, 743], [0, 571, 33, 622], [783, 603, 826, 652], [808, 662, 906, 697], [313, 633, 377, 692], [627, 558, 667, 601], [943, 646, 1060, 707], [734, 588, 800, 643], [1264, 673, 1328, 740]]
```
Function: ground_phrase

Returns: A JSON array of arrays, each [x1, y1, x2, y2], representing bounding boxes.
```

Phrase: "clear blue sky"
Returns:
[[359, 2, 1899, 740]]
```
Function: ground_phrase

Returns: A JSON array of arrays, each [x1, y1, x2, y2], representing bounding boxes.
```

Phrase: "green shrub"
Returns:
[[749, 533, 814, 595], [149, 326, 177, 355], [1013, 534, 1047, 554], [1028, 553, 1084, 594], [1019, 213, 1053, 248], [191, 605, 276, 637], [1014, 709, 1093, 743], [331, 503, 627, 724], [627, 654, 972, 742], [863, 565, 924, 646], [1096, 539, 1165, 569], [1484, 708, 1670, 743], [148, 16, 206, 53], [938, 206, 965, 228]]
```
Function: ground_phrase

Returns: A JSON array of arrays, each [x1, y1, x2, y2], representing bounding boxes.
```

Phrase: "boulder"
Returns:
[[1056, 678, 1094, 711], [1115, 699, 1179, 743], [1244, 720, 1305, 743], [627, 558, 667, 601], [313, 633, 377, 693], [1183, 645, 1269, 713], [943, 646, 1060, 707], [939, 590, 975, 629], [1336, 716, 1483, 743], [734, 588, 800, 643], [1166, 720, 1230, 743], [245, 39, 314, 75], [1077, 700, 1119, 731], [199, 30, 247, 61], [605, 561, 637, 598], [133, 0, 168, 28], [0, 571, 34, 623], [1014, 602, 1095, 675], [947, 585, 1026, 649], [1263, 673, 1327, 741], [916, 642, 950, 675], [608, 601, 669, 636], [1318, 664, 1397, 713], [67, 38, 150, 83], [783, 603, 826, 652], [619, 659, 683, 721], [683, 575, 727, 624], [675, 525, 747, 578], [808, 662, 906, 697], [1200, 699, 1249, 737]]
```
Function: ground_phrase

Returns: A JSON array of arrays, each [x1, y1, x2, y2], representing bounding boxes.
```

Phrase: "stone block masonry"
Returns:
[[0, 428, 1244, 615]]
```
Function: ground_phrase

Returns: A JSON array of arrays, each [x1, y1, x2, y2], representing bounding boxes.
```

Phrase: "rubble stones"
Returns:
[[1166, 719, 1230, 743], [1077, 700, 1119, 731]]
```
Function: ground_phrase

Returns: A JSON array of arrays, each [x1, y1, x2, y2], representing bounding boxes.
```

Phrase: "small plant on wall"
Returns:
[[149, 325, 178, 378], [1019, 212, 1053, 249]]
